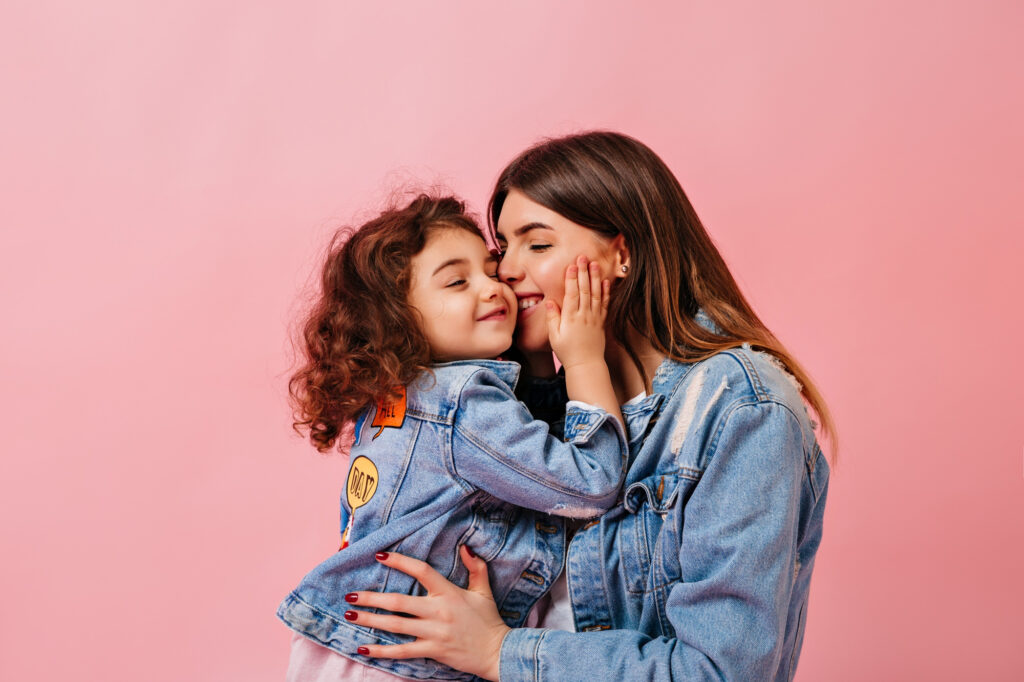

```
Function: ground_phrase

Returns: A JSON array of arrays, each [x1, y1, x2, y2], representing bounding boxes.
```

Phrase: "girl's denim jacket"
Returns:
[[499, 343, 830, 682], [277, 359, 627, 680]]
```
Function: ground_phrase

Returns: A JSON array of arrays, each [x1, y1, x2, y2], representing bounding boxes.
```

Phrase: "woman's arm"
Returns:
[[347, 400, 820, 681], [344, 547, 508, 681]]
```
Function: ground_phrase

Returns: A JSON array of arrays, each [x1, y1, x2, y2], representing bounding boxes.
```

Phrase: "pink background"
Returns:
[[2, 1, 1022, 680]]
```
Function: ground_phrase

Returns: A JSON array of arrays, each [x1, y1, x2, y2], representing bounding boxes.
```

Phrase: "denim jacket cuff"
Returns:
[[499, 626, 548, 682], [563, 405, 625, 446]]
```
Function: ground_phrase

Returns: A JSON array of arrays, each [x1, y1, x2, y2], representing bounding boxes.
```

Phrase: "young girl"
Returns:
[[277, 194, 627, 681]]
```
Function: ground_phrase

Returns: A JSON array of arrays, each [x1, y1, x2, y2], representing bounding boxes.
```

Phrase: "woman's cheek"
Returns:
[[532, 258, 569, 303]]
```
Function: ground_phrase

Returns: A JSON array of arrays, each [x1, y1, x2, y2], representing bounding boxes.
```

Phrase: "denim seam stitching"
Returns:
[[725, 348, 767, 400], [534, 628, 550, 682], [453, 422, 616, 503]]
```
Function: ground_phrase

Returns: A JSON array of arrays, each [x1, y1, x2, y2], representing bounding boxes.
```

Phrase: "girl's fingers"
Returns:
[[576, 256, 591, 306], [588, 262, 603, 311], [601, 280, 610, 315], [563, 262, 580, 311], [544, 299, 560, 342], [375, 552, 449, 595], [344, 591, 430, 618]]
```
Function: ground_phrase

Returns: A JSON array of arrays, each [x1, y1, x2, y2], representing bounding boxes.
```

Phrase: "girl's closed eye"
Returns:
[[445, 278, 467, 288]]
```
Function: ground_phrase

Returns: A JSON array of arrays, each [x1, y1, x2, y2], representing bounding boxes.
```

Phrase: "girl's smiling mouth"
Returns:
[[476, 306, 509, 322]]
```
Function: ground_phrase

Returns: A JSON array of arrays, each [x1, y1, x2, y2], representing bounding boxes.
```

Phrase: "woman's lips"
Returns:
[[516, 295, 544, 323]]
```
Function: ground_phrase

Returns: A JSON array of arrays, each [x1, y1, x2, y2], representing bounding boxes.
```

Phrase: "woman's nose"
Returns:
[[497, 252, 520, 284]]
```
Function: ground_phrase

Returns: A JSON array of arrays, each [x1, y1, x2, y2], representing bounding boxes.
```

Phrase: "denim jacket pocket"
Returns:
[[620, 472, 698, 597], [461, 492, 514, 563]]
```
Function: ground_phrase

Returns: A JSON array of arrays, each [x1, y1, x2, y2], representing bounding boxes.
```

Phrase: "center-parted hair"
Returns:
[[290, 194, 484, 453], [488, 131, 837, 456]]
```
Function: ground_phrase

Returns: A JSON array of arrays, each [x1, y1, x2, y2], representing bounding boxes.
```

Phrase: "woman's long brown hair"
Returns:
[[290, 194, 483, 453], [488, 131, 837, 457]]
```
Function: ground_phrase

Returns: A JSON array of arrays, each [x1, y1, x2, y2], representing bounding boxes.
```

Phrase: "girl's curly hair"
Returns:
[[290, 194, 484, 453]]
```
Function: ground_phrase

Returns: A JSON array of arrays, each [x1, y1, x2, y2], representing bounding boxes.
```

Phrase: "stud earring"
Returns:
[[621, 265, 629, 273]]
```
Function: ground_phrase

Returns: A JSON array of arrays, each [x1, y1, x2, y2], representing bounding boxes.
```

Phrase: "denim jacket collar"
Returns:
[[431, 358, 521, 391]]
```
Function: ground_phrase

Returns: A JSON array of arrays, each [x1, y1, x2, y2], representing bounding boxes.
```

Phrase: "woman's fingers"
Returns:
[[460, 545, 493, 598], [345, 609, 431, 639], [358, 641, 433, 661], [344, 590, 430, 618], [374, 551, 449, 594]]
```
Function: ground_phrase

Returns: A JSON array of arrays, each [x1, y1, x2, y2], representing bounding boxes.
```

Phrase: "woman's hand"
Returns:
[[343, 547, 509, 682]]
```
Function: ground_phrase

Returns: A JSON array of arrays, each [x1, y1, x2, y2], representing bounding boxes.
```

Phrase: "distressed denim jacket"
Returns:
[[500, 346, 830, 682], [277, 359, 627, 681]]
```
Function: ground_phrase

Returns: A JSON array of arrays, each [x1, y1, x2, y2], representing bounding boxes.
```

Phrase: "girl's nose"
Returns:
[[481, 276, 503, 301]]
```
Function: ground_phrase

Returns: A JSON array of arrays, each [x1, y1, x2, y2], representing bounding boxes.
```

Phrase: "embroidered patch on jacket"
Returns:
[[371, 386, 406, 440], [340, 455, 379, 550]]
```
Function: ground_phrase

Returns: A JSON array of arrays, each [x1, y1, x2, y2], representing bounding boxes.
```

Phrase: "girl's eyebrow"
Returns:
[[495, 222, 553, 244], [431, 258, 467, 276]]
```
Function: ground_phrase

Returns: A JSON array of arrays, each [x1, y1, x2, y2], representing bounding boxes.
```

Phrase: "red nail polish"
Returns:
[[357, 646, 370, 655], [375, 552, 389, 561], [465, 545, 476, 558], [344, 593, 358, 603], [344, 610, 358, 621]]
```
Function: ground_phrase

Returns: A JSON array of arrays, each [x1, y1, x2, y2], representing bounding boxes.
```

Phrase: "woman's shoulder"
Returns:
[[643, 347, 820, 476], [655, 345, 816, 445], [661, 346, 803, 408]]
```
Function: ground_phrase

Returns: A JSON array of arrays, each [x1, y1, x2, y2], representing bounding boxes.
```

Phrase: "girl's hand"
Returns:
[[545, 255, 610, 371], [343, 547, 509, 682]]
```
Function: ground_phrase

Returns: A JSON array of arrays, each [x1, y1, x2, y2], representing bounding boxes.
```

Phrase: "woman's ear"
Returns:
[[611, 234, 631, 278]]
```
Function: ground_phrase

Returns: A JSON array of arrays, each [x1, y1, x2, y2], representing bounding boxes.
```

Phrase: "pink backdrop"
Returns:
[[2, 2, 1022, 680]]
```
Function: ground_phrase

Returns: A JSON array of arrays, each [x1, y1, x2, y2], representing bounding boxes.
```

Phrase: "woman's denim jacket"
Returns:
[[500, 344, 830, 682], [277, 359, 627, 680]]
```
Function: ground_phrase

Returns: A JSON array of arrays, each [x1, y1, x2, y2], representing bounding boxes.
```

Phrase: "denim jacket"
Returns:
[[500, 347, 830, 682], [277, 359, 627, 681]]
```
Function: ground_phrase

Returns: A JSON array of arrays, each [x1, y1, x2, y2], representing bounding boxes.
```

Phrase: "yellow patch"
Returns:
[[346, 456, 379, 510]]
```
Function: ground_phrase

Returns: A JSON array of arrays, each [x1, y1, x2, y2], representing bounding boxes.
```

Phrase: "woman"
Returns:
[[344, 131, 834, 681]]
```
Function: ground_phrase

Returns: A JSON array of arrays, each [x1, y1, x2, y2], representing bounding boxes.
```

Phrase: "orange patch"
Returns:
[[371, 386, 406, 440]]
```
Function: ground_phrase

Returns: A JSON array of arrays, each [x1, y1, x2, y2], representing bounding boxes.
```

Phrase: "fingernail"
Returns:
[[357, 646, 370, 655], [465, 545, 477, 558], [344, 610, 358, 621], [375, 552, 389, 561], [345, 593, 358, 603]]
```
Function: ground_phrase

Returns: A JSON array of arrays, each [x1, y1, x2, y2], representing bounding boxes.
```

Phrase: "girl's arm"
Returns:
[[449, 257, 626, 517], [345, 400, 824, 681], [545, 257, 624, 428]]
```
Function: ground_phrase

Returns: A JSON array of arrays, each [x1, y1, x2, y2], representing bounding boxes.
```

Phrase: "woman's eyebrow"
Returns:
[[496, 222, 553, 243]]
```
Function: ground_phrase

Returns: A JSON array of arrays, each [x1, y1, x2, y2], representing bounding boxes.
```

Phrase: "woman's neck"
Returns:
[[605, 329, 666, 405]]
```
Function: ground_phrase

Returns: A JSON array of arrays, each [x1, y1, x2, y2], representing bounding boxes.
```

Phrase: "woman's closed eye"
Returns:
[[528, 243, 552, 252]]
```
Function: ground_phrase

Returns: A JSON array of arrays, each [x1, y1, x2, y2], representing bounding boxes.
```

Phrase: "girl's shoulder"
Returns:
[[406, 360, 522, 420]]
